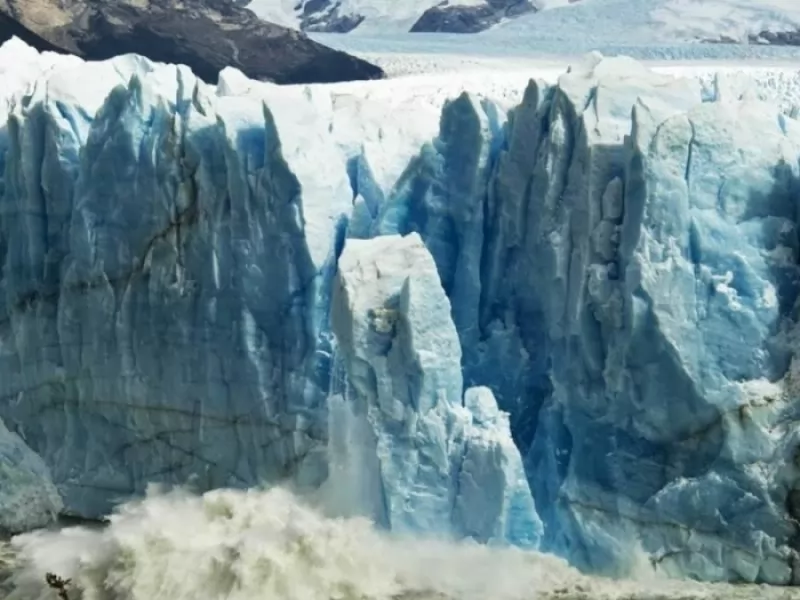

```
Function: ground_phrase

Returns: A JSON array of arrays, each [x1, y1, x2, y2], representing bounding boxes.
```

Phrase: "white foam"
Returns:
[[1, 486, 560, 600], [3, 486, 800, 600]]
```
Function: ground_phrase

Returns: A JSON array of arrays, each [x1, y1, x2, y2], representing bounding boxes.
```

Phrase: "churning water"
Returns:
[[1, 486, 799, 600]]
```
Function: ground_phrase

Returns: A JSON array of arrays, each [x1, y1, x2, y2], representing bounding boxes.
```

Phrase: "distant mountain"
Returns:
[[0, 0, 384, 85], [246, 0, 581, 34], [488, 0, 800, 47], [246, 0, 800, 43]]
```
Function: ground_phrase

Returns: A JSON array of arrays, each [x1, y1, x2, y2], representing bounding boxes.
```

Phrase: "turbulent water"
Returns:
[[0, 487, 799, 600]]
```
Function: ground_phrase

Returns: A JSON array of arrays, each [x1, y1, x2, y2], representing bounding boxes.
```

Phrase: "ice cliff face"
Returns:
[[0, 37, 538, 544], [328, 233, 541, 545], [494, 57, 800, 583], [3, 37, 800, 584]]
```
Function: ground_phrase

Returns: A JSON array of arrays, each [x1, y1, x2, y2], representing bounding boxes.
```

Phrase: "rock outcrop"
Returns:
[[279, 0, 538, 34], [0, 0, 384, 84], [410, 0, 536, 33]]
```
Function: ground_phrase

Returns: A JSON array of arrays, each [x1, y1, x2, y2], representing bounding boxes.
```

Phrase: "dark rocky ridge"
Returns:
[[292, 0, 364, 33], [696, 29, 800, 46], [299, 0, 365, 33], [749, 30, 800, 45], [0, 0, 384, 85], [410, 0, 536, 33]]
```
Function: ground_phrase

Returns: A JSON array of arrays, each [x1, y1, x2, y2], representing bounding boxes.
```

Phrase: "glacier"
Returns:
[[2, 36, 800, 585], [328, 233, 541, 545]]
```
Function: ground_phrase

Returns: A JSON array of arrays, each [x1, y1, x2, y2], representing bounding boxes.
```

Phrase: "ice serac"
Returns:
[[328, 233, 541, 546], [479, 53, 800, 583]]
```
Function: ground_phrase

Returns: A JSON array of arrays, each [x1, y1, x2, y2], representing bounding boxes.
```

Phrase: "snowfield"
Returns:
[[253, 0, 800, 39], [313, 30, 800, 62], [292, 49, 800, 117], [492, 0, 800, 44]]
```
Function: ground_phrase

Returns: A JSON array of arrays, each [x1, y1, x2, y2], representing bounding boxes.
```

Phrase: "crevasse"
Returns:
[[1, 37, 800, 584]]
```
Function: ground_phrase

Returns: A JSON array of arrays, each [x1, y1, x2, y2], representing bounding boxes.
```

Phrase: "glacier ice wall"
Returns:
[[3, 37, 800, 583], [0, 41, 351, 516], [509, 56, 800, 583], [0, 37, 536, 543]]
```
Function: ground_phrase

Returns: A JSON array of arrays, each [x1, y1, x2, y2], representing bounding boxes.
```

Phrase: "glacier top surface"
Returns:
[[5, 34, 800, 117], [313, 31, 800, 63]]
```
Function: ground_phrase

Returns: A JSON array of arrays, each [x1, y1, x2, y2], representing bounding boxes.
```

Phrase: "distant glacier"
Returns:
[[2, 36, 800, 585]]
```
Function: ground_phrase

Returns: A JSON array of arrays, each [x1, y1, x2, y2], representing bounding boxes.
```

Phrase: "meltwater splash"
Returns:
[[2, 486, 800, 600], [1, 486, 561, 600]]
